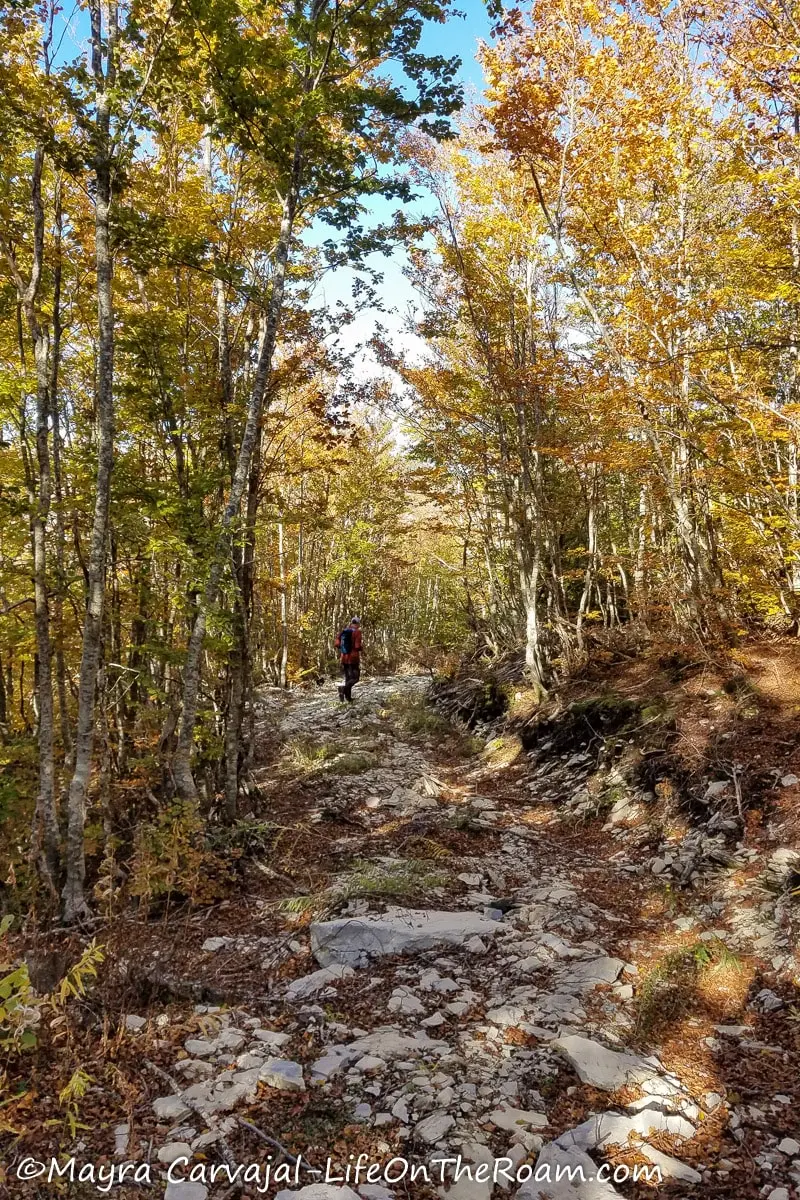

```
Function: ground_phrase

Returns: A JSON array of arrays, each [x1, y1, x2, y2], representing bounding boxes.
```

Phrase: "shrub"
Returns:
[[129, 801, 234, 914]]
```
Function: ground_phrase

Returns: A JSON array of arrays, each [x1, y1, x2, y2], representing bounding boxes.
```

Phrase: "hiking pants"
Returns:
[[341, 661, 361, 701]]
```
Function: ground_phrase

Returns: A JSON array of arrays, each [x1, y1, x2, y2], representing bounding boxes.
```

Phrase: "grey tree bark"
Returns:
[[173, 142, 302, 803], [62, 0, 117, 923], [2, 146, 60, 893], [49, 178, 72, 771]]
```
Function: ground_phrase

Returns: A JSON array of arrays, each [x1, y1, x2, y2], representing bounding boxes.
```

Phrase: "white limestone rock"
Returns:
[[486, 1004, 528, 1028], [414, 1111, 455, 1143], [274, 1187, 361, 1200], [354, 1055, 386, 1073], [388, 987, 425, 1015], [559, 957, 624, 991], [346, 1027, 449, 1061], [310, 1053, 348, 1083], [636, 1146, 701, 1183], [422, 1012, 446, 1029], [177, 1059, 215, 1081], [438, 1179, 493, 1200], [516, 1144, 621, 1198], [184, 1038, 217, 1058], [559, 1109, 695, 1151], [164, 1184, 208, 1200], [489, 1108, 548, 1134], [551, 1035, 658, 1090], [252, 1028, 292, 1047], [214, 1028, 244, 1050], [287, 964, 355, 1001], [153, 1094, 191, 1121], [157, 1142, 192, 1165], [311, 908, 500, 967], [259, 1058, 305, 1091], [201, 937, 233, 952], [113, 1124, 130, 1158]]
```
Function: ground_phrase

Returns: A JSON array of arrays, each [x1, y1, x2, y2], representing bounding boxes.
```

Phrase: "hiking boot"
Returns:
[[337, 686, 345, 702]]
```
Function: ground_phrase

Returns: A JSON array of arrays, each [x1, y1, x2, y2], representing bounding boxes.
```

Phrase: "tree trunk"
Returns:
[[278, 518, 289, 688], [173, 140, 302, 803], [5, 144, 60, 892], [49, 178, 72, 770], [62, 0, 117, 923]]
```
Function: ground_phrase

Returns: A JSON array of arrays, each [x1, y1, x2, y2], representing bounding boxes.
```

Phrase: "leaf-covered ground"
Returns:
[[2, 657, 800, 1199]]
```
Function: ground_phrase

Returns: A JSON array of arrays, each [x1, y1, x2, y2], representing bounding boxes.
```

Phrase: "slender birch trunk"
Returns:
[[49, 178, 72, 770], [3, 146, 60, 891], [173, 141, 302, 802], [62, 0, 117, 922], [278, 518, 289, 689]]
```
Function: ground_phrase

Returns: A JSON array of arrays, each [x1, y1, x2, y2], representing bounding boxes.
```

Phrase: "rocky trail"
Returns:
[[45, 675, 800, 1200]]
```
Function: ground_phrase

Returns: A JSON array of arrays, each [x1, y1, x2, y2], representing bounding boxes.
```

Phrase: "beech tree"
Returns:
[[4, 0, 800, 919], [166, 0, 463, 806]]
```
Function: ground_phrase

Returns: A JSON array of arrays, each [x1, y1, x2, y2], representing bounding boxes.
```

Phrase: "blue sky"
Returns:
[[53, 0, 492, 378], [310, 0, 493, 377]]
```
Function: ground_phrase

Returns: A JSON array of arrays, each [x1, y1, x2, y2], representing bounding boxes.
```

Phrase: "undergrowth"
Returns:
[[285, 737, 378, 776], [387, 693, 481, 756], [279, 857, 450, 919], [635, 938, 744, 1043]]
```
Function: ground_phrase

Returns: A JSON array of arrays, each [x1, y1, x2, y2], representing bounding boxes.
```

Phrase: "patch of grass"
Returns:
[[345, 857, 449, 897], [446, 810, 484, 834], [327, 751, 378, 775], [635, 938, 744, 1043], [402, 836, 452, 861], [387, 693, 481, 757], [294, 1096, 351, 1142], [483, 735, 523, 767], [279, 857, 450, 920], [390, 693, 453, 736], [286, 736, 334, 772], [284, 738, 378, 776]]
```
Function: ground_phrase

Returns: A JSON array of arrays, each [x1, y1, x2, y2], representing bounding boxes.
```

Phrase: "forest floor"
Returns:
[[3, 645, 800, 1199]]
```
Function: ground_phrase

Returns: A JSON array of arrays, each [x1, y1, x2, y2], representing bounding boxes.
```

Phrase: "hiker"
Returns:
[[335, 617, 362, 702]]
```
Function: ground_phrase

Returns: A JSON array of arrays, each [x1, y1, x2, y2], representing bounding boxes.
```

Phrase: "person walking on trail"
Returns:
[[336, 617, 362, 703]]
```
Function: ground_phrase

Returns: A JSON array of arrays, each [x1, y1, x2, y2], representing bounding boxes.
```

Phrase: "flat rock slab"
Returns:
[[558, 1109, 695, 1152], [311, 908, 500, 967], [165, 1184, 209, 1200], [637, 1146, 701, 1183], [414, 1110, 455, 1143], [310, 1052, 348, 1082], [153, 1094, 191, 1121], [346, 1027, 449, 1061], [157, 1141, 192, 1164], [552, 1035, 658, 1090], [559, 957, 624, 991], [252, 1029, 292, 1047], [286, 964, 354, 1001], [489, 1107, 548, 1133], [516, 1144, 621, 1199], [439, 1179, 493, 1200], [275, 1187, 361, 1200], [259, 1058, 305, 1090]]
